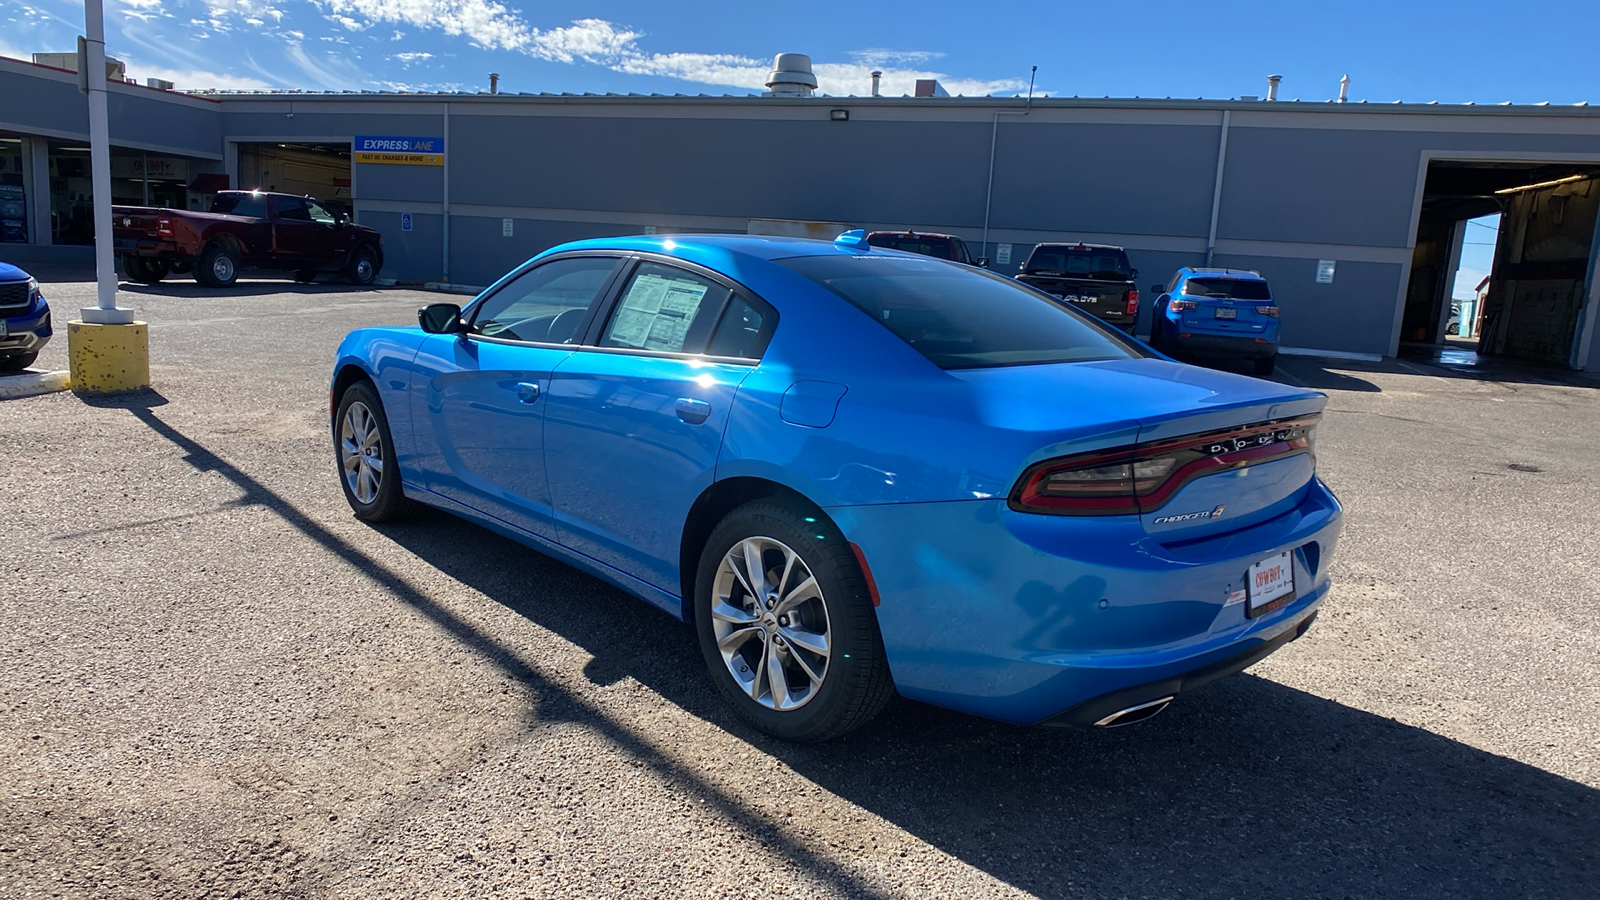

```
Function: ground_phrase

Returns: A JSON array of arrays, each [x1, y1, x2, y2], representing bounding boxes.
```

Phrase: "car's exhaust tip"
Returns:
[[1092, 695, 1174, 727]]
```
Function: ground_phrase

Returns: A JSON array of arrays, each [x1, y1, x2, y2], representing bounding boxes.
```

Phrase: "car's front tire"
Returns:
[[345, 247, 379, 286], [694, 498, 894, 742], [333, 380, 415, 522], [0, 351, 37, 373]]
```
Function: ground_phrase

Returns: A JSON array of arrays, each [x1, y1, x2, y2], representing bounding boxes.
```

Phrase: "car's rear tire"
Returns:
[[345, 247, 379, 286], [1254, 355, 1277, 377], [195, 242, 241, 288], [1147, 300, 1167, 351], [123, 255, 169, 284], [0, 352, 38, 374], [693, 498, 894, 743], [333, 380, 416, 522]]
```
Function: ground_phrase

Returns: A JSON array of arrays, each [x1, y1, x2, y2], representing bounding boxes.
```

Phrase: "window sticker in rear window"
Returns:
[[607, 273, 712, 352]]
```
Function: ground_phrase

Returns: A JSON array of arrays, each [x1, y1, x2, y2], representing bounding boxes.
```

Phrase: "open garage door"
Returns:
[[236, 142, 352, 217], [1402, 160, 1600, 367]]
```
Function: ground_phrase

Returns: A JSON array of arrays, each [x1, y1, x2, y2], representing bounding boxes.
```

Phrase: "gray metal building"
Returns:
[[4, 53, 1599, 370]]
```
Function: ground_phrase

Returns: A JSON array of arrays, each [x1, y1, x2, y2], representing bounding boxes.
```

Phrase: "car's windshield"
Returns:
[[778, 254, 1141, 370], [1023, 247, 1131, 280], [1182, 277, 1272, 301], [866, 235, 953, 260], [211, 193, 267, 218]]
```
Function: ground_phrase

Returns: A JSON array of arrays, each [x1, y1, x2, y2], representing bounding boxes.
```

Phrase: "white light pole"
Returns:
[[81, 0, 132, 324]]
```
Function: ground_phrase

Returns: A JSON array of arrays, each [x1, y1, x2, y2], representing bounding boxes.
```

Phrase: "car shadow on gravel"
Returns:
[[377, 511, 1600, 900], [115, 395, 1600, 900]]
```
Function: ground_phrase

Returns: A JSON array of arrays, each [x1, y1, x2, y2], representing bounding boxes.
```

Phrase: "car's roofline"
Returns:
[[1030, 242, 1127, 251], [542, 233, 940, 263], [1179, 267, 1267, 281]]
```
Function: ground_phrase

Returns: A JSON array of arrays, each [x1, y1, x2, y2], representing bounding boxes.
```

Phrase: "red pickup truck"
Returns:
[[112, 191, 384, 288]]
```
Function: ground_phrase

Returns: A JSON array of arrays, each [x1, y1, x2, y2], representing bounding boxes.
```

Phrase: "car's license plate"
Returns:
[[1246, 551, 1295, 617], [1215, 307, 1237, 319]]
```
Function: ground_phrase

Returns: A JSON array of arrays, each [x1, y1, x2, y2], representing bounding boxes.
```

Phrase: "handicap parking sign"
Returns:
[[401, 212, 413, 232]]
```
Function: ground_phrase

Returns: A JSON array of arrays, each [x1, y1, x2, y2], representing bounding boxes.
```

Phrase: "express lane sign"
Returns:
[[353, 135, 445, 166]]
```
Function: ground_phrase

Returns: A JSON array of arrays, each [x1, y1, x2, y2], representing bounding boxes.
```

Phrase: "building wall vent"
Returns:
[[765, 53, 818, 97], [146, 78, 175, 91]]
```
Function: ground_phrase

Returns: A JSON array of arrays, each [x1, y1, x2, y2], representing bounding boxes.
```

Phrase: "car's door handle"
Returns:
[[516, 382, 541, 404], [675, 397, 712, 424]]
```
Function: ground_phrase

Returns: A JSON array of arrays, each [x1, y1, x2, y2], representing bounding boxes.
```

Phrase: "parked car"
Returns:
[[329, 232, 1341, 741], [0, 261, 51, 373], [1149, 268, 1281, 376], [113, 190, 384, 288], [865, 230, 984, 266], [1015, 242, 1139, 333]]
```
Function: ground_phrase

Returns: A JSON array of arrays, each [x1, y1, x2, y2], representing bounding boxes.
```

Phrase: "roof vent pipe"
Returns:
[[870, 70, 882, 97], [1266, 74, 1282, 101], [489, 72, 500, 94], [1338, 74, 1350, 103], [765, 53, 818, 97]]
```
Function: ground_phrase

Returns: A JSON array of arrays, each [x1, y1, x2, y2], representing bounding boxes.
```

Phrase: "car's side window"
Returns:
[[276, 197, 311, 222], [598, 262, 730, 354], [955, 241, 972, 265], [705, 296, 775, 360], [305, 200, 337, 225], [469, 257, 619, 344]]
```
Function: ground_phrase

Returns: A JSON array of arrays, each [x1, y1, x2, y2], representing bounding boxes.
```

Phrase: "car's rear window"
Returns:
[[211, 194, 267, 218], [1023, 247, 1131, 280], [866, 235, 954, 260], [1182, 277, 1273, 301], [778, 254, 1140, 370]]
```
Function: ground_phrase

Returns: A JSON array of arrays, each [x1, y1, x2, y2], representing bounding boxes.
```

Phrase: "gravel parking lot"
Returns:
[[2, 273, 1597, 899]]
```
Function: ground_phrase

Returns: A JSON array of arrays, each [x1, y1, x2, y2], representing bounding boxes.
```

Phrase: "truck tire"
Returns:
[[344, 247, 379, 286], [123, 255, 169, 284], [195, 242, 241, 288]]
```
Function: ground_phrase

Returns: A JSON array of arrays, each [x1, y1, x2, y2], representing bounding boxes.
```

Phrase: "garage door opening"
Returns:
[[236, 142, 352, 217], [1402, 160, 1600, 367]]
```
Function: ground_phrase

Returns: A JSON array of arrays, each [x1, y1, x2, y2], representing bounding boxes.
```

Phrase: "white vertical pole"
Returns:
[[81, 0, 133, 324]]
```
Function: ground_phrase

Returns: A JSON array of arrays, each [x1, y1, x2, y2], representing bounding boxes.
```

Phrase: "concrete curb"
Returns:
[[423, 282, 488, 296], [0, 370, 71, 400]]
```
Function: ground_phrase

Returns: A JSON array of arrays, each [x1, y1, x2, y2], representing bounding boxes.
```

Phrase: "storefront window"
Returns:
[[47, 142, 201, 245], [0, 137, 27, 243], [49, 141, 94, 245]]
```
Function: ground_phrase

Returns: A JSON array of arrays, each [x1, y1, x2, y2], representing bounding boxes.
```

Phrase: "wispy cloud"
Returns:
[[848, 48, 945, 68]]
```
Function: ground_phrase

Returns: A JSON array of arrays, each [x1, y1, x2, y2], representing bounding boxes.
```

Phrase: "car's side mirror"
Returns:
[[336, 213, 349, 226], [419, 302, 464, 334], [1150, 284, 1165, 295], [977, 257, 990, 268]]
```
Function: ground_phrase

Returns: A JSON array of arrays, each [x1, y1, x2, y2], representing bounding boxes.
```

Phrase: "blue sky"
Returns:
[[3, 0, 1600, 102]]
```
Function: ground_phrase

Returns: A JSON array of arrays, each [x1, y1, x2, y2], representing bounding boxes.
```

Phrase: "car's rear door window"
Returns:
[[779, 254, 1141, 369], [469, 256, 620, 344], [598, 262, 730, 354], [704, 295, 775, 360], [1182, 278, 1273, 301], [866, 235, 954, 259]]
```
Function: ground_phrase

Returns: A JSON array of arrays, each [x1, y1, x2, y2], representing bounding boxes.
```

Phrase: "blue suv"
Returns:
[[1148, 268, 1279, 376], [0, 262, 52, 373]]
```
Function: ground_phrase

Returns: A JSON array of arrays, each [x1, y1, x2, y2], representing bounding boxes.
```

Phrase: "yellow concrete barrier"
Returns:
[[67, 321, 150, 394]]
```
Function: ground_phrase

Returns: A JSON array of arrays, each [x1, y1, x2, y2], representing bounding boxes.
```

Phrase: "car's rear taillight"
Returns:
[[1010, 415, 1319, 516], [1257, 305, 1279, 317], [1170, 298, 1198, 311], [157, 216, 173, 237], [1125, 288, 1139, 316]]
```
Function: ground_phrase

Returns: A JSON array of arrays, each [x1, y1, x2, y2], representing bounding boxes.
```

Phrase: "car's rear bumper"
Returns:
[[828, 476, 1341, 725], [1169, 331, 1277, 358], [113, 238, 186, 257]]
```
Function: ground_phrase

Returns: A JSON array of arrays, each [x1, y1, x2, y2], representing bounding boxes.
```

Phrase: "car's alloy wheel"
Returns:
[[211, 254, 236, 283], [711, 536, 832, 711], [339, 400, 384, 505], [694, 499, 894, 742], [332, 381, 415, 522], [346, 248, 379, 286]]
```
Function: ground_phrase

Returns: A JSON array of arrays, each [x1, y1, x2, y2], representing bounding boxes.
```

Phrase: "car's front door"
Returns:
[[409, 254, 623, 538], [271, 196, 344, 268], [543, 259, 774, 593]]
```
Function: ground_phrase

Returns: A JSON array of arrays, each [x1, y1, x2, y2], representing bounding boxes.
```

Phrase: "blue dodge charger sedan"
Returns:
[[330, 232, 1342, 741]]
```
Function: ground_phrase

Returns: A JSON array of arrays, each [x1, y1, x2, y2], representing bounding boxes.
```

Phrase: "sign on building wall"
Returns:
[[1316, 259, 1337, 283], [502, 218, 514, 237], [401, 212, 413, 232], [353, 135, 445, 166], [996, 243, 1012, 266], [110, 157, 188, 180]]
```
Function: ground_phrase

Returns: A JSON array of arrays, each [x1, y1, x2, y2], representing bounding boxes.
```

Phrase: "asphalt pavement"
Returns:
[[2, 272, 1597, 899]]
